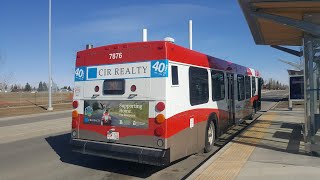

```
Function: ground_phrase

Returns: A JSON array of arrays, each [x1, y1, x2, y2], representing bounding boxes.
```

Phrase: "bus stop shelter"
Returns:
[[238, 0, 320, 154]]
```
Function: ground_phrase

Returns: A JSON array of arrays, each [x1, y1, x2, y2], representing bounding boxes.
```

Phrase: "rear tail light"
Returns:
[[94, 86, 99, 92], [154, 127, 164, 136], [72, 101, 78, 109], [72, 119, 77, 129], [156, 102, 165, 112], [155, 114, 165, 124], [130, 85, 136, 92]]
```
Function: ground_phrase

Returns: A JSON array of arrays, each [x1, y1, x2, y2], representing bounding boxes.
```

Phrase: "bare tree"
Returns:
[[0, 50, 14, 90], [0, 72, 14, 91]]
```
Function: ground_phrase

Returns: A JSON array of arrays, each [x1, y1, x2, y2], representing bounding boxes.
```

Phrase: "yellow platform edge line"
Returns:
[[196, 112, 277, 180]]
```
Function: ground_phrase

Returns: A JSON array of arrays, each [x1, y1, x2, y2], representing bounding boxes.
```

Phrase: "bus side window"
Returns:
[[189, 67, 209, 106], [245, 76, 251, 99], [171, 66, 179, 85], [252, 77, 256, 96], [237, 75, 245, 101], [211, 70, 225, 101]]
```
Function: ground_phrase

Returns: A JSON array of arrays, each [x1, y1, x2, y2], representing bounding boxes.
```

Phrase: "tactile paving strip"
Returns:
[[196, 112, 276, 180]]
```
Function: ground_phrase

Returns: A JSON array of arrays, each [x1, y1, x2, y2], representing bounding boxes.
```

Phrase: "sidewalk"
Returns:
[[189, 108, 320, 180]]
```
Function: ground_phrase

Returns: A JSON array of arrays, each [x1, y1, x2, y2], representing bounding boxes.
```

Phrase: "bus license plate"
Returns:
[[107, 132, 119, 140]]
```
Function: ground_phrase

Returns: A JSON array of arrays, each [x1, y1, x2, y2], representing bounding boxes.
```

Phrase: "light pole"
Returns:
[[48, 0, 53, 111]]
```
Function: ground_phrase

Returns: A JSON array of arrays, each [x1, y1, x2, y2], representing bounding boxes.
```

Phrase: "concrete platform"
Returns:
[[189, 108, 320, 180]]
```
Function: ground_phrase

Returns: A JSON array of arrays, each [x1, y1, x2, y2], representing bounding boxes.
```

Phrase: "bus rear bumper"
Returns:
[[70, 138, 170, 166]]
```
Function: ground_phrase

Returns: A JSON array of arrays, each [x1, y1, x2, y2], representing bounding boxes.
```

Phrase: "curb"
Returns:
[[185, 113, 261, 180], [186, 140, 234, 180]]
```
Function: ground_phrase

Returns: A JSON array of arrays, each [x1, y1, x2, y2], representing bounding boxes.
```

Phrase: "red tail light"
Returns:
[[94, 86, 99, 92], [130, 85, 136, 92], [72, 118, 77, 129], [156, 102, 165, 112], [72, 101, 78, 109], [154, 127, 164, 136]]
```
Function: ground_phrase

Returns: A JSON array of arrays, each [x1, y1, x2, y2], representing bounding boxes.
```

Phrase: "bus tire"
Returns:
[[204, 120, 216, 153]]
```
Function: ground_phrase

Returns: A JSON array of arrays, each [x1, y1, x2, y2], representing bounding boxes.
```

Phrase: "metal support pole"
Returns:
[[143, 29, 147, 42], [271, 45, 303, 57], [189, 20, 193, 50], [307, 39, 315, 144], [289, 100, 293, 111], [318, 64, 320, 115], [304, 35, 320, 153], [288, 76, 292, 110], [304, 37, 311, 149], [48, 0, 53, 111]]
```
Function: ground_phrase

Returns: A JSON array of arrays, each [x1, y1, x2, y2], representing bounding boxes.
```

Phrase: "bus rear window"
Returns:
[[103, 79, 125, 95]]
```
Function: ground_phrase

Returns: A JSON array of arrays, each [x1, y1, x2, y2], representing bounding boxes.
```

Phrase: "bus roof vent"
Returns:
[[86, 44, 93, 50], [164, 37, 175, 43]]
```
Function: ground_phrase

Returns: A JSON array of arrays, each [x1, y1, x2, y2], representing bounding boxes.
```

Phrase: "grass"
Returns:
[[0, 92, 73, 118], [0, 103, 72, 118], [0, 92, 73, 108]]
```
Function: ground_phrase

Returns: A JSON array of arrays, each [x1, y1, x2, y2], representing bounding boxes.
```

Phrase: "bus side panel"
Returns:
[[165, 62, 229, 162], [165, 63, 199, 161], [165, 109, 222, 162]]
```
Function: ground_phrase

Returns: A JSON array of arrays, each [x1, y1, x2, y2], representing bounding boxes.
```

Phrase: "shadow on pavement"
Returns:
[[232, 119, 308, 156], [45, 133, 164, 178], [261, 97, 285, 102], [26, 100, 48, 110]]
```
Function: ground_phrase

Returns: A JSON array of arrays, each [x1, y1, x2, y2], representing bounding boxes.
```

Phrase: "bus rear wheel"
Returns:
[[204, 121, 216, 153]]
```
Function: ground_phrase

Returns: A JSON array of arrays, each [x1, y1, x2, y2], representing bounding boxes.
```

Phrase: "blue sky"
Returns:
[[0, 0, 300, 88]]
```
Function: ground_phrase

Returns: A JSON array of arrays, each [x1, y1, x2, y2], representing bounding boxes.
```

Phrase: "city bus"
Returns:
[[70, 40, 262, 166]]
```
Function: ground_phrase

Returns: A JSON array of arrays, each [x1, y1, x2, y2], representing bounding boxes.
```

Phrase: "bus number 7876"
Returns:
[[109, 52, 122, 60]]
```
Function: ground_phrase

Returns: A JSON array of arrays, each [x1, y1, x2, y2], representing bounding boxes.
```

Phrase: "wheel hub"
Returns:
[[208, 124, 214, 145]]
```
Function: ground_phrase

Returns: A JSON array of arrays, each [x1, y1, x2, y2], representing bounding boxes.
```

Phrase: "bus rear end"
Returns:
[[70, 42, 170, 166]]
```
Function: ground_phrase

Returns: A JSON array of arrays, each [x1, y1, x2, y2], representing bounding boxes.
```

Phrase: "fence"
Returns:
[[0, 92, 73, 108]]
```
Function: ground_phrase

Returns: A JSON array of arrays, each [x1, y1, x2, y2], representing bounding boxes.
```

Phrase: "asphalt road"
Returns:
[[0, 90, 288, 180]]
